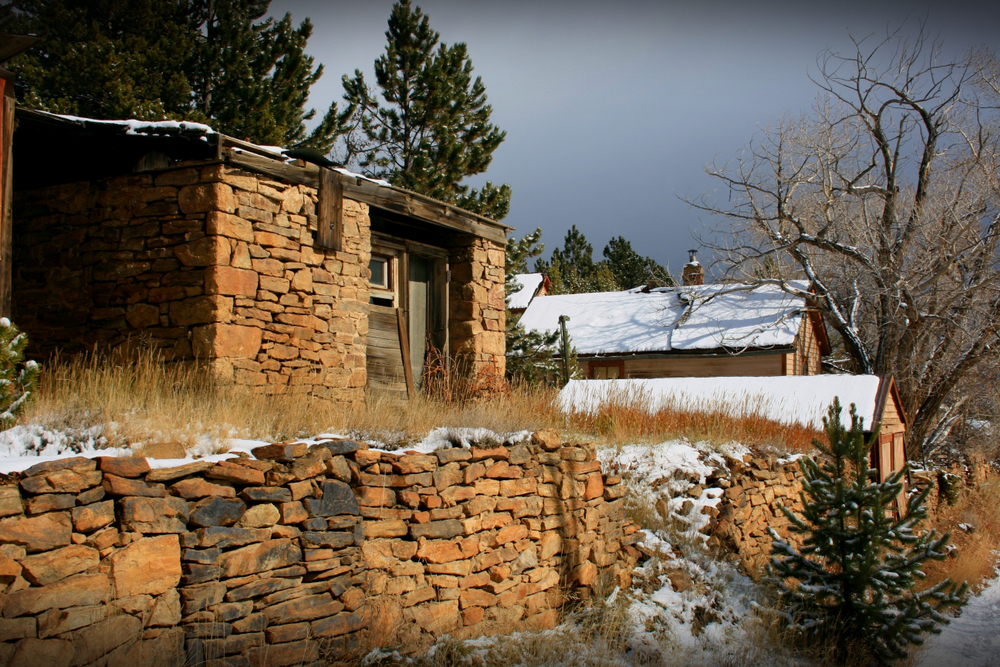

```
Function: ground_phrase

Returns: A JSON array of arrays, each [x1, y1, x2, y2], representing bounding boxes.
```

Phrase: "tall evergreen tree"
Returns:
[[10, 0, 341, 149], [535, 226, 620, 294], [337, 1, 510, 219], [504, 229, 559, 385], [768, 399, 966, 665], [603, 236, 673, 289], [11, 0, 199, 120]]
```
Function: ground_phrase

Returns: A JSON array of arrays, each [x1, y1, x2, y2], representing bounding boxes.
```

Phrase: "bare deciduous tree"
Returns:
[[694, 28, 1000, 458]]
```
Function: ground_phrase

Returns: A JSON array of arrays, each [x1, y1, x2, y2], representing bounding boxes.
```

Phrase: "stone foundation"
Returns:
[[0, 430, 640, 665]]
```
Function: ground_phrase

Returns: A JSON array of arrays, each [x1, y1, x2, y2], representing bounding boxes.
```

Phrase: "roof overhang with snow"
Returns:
[[558, 375, 903, 432], [518, 282, 822, 356], [13, 108, 511, 245]]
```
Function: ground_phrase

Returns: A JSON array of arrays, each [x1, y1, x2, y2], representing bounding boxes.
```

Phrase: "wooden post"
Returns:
[[396, 307, 415, 398], [317, 167, 343, 251], [0, 82, 13, 320]]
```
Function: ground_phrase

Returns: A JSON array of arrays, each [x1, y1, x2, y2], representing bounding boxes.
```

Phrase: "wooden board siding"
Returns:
[[601, 353, 785, 379], [366, 304, 406, 392], [789, 316, 823, 375], [879, 394, 905, 434]]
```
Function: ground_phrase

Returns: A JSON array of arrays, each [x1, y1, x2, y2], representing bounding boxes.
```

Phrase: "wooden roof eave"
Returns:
[[805, 309, 832, 355], [220, 137, 511, 245], [872, 374, 907, 430]]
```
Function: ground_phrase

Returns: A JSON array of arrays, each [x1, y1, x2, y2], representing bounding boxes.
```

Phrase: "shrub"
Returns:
[[0, 318, 40, 428], [767, 399, 966, 665]]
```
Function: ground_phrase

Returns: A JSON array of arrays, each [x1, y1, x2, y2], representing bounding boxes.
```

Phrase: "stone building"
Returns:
[[9, 109, 509, 403]]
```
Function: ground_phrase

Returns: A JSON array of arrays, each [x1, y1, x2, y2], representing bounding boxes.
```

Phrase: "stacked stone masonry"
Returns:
[[13, 162, 506, 400], [0, 430, 640, 666]]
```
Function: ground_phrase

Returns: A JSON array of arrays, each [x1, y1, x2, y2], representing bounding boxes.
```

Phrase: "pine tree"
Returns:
[[603, 236, 673, 290], [191, 0, 343, 150], [0, 319, 40, 429], [11, 0, 340, 149], [337, 1, 510, 219], [768, 399, 966, 665], [12, 0, 199, 120], [504, 229, 559, 385], [535, 226, 620, 294]]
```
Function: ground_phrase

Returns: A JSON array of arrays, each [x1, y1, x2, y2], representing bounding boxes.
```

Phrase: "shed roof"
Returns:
[[508, 273, 545, 310], [519, 282, 817, 356], [558, 375, 902, 431], [14, 108, 511, 244]]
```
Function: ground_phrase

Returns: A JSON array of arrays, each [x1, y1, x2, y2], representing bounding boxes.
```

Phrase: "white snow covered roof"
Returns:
[[518, 282, 811, 355], [559, 375, 893, 430], [508, 273, 545, 310]]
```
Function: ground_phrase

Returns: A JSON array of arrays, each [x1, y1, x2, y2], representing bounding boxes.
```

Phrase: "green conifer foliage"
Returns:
[[0, 319, 40, 429], [768, 399, 966, 665], [338, 1, 510, 219], [504, 229, 559, 385], [603, 236, 673, 289], [12, 0, 341, 149], [534, 226, 620, 294]]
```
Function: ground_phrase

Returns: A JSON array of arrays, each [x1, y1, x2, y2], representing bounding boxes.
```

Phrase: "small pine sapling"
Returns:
[[767, 398, 966, 665], [0, 318, 40, 428]]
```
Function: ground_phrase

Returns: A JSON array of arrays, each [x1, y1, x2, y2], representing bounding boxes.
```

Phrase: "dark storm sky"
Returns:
[[269, 0, 1000, 275]]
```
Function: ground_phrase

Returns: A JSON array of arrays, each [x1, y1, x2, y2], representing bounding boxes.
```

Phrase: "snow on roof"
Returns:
[[518, 282, 808, 355], [508, 273, 545, 310], [559, 375, 886, 430]]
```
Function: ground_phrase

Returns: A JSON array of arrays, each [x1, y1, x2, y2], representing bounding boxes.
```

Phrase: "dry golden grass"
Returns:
[[920, 474, 1000, 594], [18, 353, 821, 454]]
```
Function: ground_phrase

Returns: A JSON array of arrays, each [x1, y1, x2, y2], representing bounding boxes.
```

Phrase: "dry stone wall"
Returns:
[[0, 430, 640, 666], [447, 235, 506, 381]]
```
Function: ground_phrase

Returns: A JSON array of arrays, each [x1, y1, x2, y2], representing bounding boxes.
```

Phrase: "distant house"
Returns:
[[560, 374, 908, 493], [507, 272, 551, 314], [9, 109, 510, 402], [518, 280, 830, 380]]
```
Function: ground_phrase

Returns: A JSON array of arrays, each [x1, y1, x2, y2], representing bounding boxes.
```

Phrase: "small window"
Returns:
[[590, 362, 623, 379], [370, 257, 389, 289]]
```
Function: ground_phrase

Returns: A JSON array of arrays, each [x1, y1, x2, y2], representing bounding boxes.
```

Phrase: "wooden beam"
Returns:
[[223, 149, 509, 244], [0, 92, 13, 319], [317, 167, 343, 251], [397, 308, 415, 398]]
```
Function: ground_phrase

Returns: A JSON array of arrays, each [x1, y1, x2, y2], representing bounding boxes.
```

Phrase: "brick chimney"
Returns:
[[682, 249, 704, 286]]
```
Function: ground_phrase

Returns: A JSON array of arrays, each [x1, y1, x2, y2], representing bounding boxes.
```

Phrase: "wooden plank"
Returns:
[[317, 168, 343, 251], [0, 92, 13, 319], [397, 308, 415, 398], [227, 150, 318, 187], [623, 354, 783, 379]]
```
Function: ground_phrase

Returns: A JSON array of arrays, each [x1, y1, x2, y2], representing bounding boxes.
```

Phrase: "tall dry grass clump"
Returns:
[[562, 382, 821, 452]]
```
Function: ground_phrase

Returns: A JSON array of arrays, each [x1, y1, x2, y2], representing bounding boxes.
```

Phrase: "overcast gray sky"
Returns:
[[270, 0, 1000, 275]]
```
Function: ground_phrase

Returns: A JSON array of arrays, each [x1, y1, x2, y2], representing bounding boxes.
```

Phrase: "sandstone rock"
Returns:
[[98, 457, 151, 478], [416, 540, 465, 564], [1, 512, 72, 552], [531, 429, 561, 451], [109, 535, 181, 597], [278, 501, 308, 525], [145, 461, 214, 483], [69, 613, 143, 667], [206, 265, 258, 297], [206, 462, 265, 486], [365, 520, 408, 538], [25, 493, 75, 514], [435, 448, 473, 464], [0, 617, 35, 642], [22, 458, 96, 477], [237, 503, 280, 528], [178, 182, 235, 214], [459, 588, 496, 609], [0, 486, 23, 517], [410, 600, 461, 635], [0, 551, 21, 577], [326, 456, 351, 482], [263, 593, 342, 624], [539, 531, 563, 560], [196, 526, 270, 548], [193, 323, 262, 359], [148, 589, 182, 627], [410, 519, 464, 540], [171, 477, 236, 499], [181, 582, 227, 614], [571, 562, 597, 587], [251, 444, 308, 462], [21, 468, 99, 494], [3, 573, 111, 618], [121, 496, 189, 533], [232, 613, 268, 633], [300, 531, 354, 549], [72, 500, 115, 533], [189, 497, 246, 527], [226, 577, 301, 602], [102, 474, 165, 497], [206, 210, 254, 242], [169, 295, 233, 328], [355, 486, 395, 507], [218, 538, 302, 578], [583, 473, 605, 501], [20, 545, 100, 586], [393, 455, 438, 474], [315, 439, 363, 456], [247, 639, 319, 667], [75, 485, 106, 505], [470, 446, 508, 462], [304, 480, 359, 516], [7, 638, 73, 667]]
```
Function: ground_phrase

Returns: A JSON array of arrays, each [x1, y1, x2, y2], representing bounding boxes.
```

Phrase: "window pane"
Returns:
[[607, 366, 620, 379], [369, 258, 386, 287]]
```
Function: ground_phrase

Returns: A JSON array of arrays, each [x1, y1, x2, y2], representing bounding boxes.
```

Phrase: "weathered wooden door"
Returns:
[[408, 255, 432, 388]]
